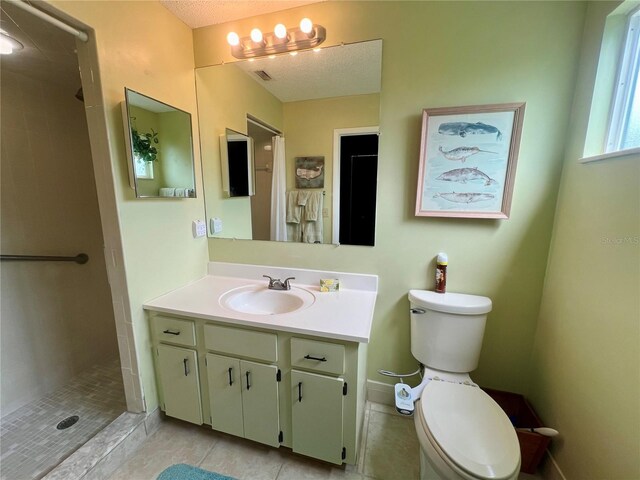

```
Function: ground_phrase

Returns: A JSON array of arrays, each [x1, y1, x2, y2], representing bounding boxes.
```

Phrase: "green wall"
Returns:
[[196, 64, 283, 239], [529, 2, 640, 479], [195, 1, 587, 393]]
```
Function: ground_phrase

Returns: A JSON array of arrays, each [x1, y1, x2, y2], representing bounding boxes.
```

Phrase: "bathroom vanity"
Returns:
[[144, 262, 377, 465]]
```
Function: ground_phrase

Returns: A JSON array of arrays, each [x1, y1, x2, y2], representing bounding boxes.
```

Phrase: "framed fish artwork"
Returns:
[[295, 156, 325, 188], [415, 102, 525, 218]]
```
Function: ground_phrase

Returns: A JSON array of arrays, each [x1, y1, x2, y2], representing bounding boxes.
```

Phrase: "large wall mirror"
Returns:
[[122, 88, 197, 198], [196, 39, 382, 245]]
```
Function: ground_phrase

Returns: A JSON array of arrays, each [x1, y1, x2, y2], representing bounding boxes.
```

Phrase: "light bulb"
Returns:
[[227, 32, 240, 46], [250, 28, 263, 43], [299, 18, 313, 34], [0, 37, 13, 55], [0, 33, 21, 55], [274, 23, 287, 39], [289, 51, 298, 56]]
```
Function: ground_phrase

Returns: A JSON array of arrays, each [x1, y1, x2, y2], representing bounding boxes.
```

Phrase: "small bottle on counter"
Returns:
[[435, 252, 447, 294]]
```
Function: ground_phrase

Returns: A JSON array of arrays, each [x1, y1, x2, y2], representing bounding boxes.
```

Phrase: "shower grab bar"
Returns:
[[0, 253, 89, 264]]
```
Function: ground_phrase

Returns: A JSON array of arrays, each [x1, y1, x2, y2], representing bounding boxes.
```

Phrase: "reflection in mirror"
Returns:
[[196, 40, 382, 244], [121, 88, 196, 198], [219, 128, 255, 197]]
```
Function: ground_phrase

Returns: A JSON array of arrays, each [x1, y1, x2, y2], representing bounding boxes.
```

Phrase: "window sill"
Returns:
[[580, 146, 640, 164]]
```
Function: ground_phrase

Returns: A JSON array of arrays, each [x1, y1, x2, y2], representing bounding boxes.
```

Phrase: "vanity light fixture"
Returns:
[[0, 32, 23, 55], [227, 18, 326, 59]]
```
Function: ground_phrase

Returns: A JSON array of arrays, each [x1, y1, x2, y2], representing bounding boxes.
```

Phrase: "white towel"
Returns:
[[297, 190, 310, 206], [305, 191, 323, 221], [159, 188, 175, 197], [286, 191, 302, 223], [174, 188, 186, 197]]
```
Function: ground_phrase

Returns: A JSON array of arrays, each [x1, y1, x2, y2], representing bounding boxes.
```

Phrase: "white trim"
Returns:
[[331, 126, 379, 245], [606, 7, 640, 152], [580, 146, 640, 163], [4, 0, 88, 42]]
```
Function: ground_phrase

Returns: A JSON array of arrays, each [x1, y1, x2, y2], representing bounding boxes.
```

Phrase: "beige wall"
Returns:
[[196, 1, 587, 393], [51, 0, 209, 412], [529, 2, 640, 479], [0, 69, 117, 415], [283, 94, 380, 244]]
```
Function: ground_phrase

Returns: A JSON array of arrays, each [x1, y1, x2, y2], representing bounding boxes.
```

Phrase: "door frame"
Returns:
[[332, 127, 380, 244]]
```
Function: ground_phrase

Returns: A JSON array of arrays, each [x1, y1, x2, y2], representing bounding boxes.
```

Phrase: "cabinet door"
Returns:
[[240, 360, 280, 447], [157, 344, 202, 425], [206, 353, 243, 437], [291, 370, 344, 464]]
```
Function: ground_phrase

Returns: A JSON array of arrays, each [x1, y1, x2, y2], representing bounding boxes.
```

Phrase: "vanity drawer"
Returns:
[[291, 338, 345, 375], [204, 324, 277, 362], [152, 316, 196, 347]]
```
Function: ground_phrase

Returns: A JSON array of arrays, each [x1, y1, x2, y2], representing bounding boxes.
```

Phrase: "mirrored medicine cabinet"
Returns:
[[121, 88, 197, 198]]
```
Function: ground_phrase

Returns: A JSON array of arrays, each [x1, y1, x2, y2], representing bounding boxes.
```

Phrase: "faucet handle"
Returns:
[[283, 277, 295, 289], [263, 275, 276, 287]]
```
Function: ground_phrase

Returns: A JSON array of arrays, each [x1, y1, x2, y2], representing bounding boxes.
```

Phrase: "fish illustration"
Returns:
[[438, 122, 503, 141], [296, 165, 323, 180], [433, 192, 495, 203], [436, 167, 497, 186], [438, 146, 497, 162]]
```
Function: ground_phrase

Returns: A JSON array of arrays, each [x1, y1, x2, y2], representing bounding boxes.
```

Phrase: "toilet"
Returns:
[[408, 290, 521, 480]]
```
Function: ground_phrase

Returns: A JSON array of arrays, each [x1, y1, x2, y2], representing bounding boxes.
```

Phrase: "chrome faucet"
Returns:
[[263, 275, 295, 291]]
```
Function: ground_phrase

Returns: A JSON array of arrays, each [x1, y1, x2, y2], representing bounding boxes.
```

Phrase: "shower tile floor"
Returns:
[[0, 358, 126, 480], [108, 402, 542, 480]]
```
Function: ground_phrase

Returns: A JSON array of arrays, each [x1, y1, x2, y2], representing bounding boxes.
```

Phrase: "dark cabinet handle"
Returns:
[[228, 367, 233, 386], [246, 371, 251, 390], [163, 329, 180, 335], [298, 381, 302, 402], [304, 354, 327, 362], [183, 358, 189, 376]]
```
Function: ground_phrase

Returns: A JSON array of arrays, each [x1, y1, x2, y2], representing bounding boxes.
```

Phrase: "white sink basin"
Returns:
[[219, 284, 316, 315]]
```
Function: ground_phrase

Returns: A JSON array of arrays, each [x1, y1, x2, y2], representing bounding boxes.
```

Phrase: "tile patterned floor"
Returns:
[[108, 401, 543, 480], [0, 358, 126, 480]]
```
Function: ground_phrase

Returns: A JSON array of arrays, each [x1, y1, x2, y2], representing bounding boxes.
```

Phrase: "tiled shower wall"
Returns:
[[0, 65, 119, 415]]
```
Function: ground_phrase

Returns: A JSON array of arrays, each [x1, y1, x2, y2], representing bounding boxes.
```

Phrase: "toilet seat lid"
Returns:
[[420, 381, 520, 479]]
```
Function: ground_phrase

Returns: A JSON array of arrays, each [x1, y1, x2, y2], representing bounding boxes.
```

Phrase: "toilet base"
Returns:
[[420, 449, 442, 480]]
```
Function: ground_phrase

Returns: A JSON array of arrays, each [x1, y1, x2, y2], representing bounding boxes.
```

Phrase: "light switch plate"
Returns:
[[192, 220, 206, 238]]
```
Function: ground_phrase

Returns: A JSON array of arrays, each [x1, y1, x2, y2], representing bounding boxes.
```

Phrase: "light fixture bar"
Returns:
[[230, 24, 326, 59]]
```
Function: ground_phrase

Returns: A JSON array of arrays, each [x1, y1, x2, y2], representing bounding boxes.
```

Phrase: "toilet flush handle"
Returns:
[[410, 308, 426, 314]]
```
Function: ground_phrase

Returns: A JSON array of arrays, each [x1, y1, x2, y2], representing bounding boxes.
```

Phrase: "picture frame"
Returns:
[[295, 156, 325, 189], [415, 102, 525, 219]]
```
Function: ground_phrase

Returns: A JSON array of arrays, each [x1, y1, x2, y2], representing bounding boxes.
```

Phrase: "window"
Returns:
[[134, 155, 154, 179], [606, 8, 640, 152]]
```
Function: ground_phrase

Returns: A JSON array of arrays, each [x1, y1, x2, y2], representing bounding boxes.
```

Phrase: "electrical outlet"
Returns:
[[211, 217, 223, 234], [192, 220, 206, 238]]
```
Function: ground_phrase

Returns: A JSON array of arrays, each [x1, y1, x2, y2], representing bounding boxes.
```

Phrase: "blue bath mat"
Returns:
[[157, 464, 237, 480]]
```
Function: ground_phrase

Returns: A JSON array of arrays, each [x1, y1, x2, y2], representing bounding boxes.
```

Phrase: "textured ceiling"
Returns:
[[160, 0, 322, 29], [232, 39, 382, 103]]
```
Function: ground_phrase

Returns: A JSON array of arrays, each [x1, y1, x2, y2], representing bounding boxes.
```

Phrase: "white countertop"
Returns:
[[143, 263, 378, 343]]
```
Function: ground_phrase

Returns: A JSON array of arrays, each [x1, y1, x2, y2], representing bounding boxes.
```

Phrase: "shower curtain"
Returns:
[[270, 136, 287, 241]]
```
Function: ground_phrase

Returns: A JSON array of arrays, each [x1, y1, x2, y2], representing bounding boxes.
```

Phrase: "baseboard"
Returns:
[[366, 380, 395, 406], [540, 450, 567, 480]]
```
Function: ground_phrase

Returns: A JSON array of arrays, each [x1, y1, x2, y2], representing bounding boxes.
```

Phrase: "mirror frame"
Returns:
[[121, 87, 197, 198]]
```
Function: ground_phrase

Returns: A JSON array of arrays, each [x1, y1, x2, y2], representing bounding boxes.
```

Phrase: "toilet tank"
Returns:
[[408, 290, 492, 373]]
